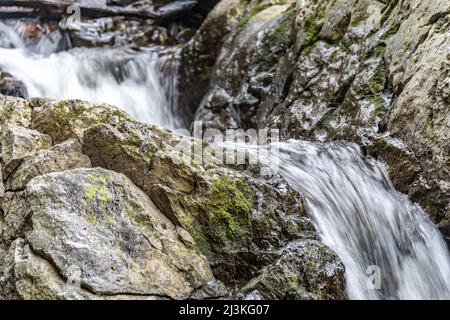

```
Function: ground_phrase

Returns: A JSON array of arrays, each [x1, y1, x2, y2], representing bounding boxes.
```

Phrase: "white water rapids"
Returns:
[[0, 21, 182, 129], [274, 141, 450, 299], [1, 20, 450, 300]]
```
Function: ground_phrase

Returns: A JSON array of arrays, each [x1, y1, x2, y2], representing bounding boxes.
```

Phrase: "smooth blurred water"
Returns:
[[274, 140, 450, 299], [226, 139, 450, 299], [0, 21, 182, 129]]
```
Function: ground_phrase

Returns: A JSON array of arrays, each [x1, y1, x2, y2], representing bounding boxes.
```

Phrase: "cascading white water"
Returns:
[[270, 140, 450, 299], [1, 17, 449, 300], [0, 21, 182, 129]]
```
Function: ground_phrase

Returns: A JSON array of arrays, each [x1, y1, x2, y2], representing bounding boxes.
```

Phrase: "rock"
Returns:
[[1, 191, 29, 243], [197, 0, 220, 15], [21, 168, 214, 299], [179, 0, 248, 122], [238, 240, 346, 300], [0, 239, 21, 299], [77, 101, 339, 296], [0, 165, 4, 198], [107, 0, 138, 6], [6, 139, 92, 191], [31, 98, 127, 143], [0, 0, 196, 22], [7, 239, 92, 300], [0, 95, 32, 131], [0, 95, 346, 299], [0, 124, 52, 177], [184, 0, 450, 240], [66, 17, 181, 48], [0, 72, 28, 98]]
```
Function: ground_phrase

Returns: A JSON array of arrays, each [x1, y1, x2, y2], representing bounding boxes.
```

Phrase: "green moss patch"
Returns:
[[178, 174, 255, 252], [380, 23, 401, 40], [203, 175, 254, 239], [368, 63, 385, 93]]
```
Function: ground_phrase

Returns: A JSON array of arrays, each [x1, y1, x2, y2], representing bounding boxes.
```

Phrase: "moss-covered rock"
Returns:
[[13, 168, 214, 299], [238, 240, 346, 300], [0, 95, 346, 300]]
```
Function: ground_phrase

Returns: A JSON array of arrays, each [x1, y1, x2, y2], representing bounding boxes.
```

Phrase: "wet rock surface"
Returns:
[[181, 0, 450, 244], [0, 72, 27, 98], [0, 0, 212, 52], [0, 96, 346, 299]]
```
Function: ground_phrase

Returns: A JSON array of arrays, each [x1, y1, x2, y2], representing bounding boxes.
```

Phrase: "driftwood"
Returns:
[[0, 0, 198, 23]]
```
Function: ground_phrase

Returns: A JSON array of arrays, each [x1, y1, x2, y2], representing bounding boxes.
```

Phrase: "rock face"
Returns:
[[181, 0, 450, 244], [0, 95, 346, 300], [178, 0, 249, 122]]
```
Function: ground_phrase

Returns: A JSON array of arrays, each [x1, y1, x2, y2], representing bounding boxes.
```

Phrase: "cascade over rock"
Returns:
[[181, 0, 450, 245]]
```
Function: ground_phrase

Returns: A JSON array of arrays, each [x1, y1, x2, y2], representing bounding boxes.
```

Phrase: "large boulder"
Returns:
[[10, 168, 214, 299], [182, 0, 450, 243]]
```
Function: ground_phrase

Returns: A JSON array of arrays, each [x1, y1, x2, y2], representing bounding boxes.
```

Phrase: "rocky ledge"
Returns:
[[0, 95, 346, 300], [180, 0, 450, 244]]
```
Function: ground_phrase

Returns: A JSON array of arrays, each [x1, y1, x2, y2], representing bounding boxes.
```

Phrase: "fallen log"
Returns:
[[0, 0, 198, 24]]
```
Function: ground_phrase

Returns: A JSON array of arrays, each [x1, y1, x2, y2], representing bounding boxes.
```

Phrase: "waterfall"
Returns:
[[0, 21, 182, 129], [221, 139, 450, 299], [272, 140, 450, 299], [1, 17, 450, 300]]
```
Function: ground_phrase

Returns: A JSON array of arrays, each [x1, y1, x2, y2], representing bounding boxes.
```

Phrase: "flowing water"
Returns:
[[273, 141, 450, 299], [1, 19, 450, 300], [0, 21, 182, 129]]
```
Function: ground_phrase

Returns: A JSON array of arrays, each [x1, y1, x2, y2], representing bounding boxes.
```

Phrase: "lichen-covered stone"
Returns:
[[0, 124, 52, 177], [75, 99, 342, 298], [14, 168, 214, 299], [0, 239, 22, 300], [2, 239, 164, 300], [6, 139, 91, 191], [1, 191, 28, 243], [0, 165, 4, 198], [0, 94, 345, 299], [0, 95, 32, 131], [31, 98, 130, 144], [238, 240, 346, 300]]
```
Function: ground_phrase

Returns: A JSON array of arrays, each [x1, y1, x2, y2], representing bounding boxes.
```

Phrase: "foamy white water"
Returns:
[[222, 139, 450, 299], [0, 21, 182, 129], [273, 140, 450, 299]]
